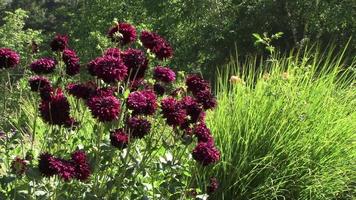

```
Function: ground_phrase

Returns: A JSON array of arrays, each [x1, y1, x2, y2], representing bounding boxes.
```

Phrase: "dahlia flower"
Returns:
[[140, 30, 173, 60], [110, 129, 129, 149], [127, 90, 157, 115], [71, 150, 91, 181], [192, 142, 220, 166], [28, 76, 51, 92], [121, 48, 148, 80], [90, 56, 127, 83], [30, 58, 57, 74], [127, 116, 151, 138], [108, 22, 137, 45], [180, 96, 205, 124], [50, 34, 69, 52], [153, 66, 176, 83], [195, 90, 217, 110], [38, 153, 58, 177], [193, 122, 213, 143], [104, 48, 121, 58], [87, 95, 121, 122], [0, 48, 20, 69], [161, 97, 187, 127], [66, 82, 97, 100], [207, 177, 219, 194], [185, 74, 210, 95], [39, 89, 72, 125], [63, 49, 80, 76]]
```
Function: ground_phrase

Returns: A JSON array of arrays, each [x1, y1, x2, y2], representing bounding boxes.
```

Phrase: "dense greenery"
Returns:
[[1, 0, 355, 76]]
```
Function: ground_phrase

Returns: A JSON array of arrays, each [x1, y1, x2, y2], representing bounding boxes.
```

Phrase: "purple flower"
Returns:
[[11, 157, 27, 175], [207, 177, 219, 194], [66, 82, 97, 100], [195, 90, 217, 110], [39, 89, 73, 125], [87, 95, 121, 122], [51, 158, 76, 181], [186, 74, 210, 96], [121, 48, 148, 80], [30, 58, 57, 74], [50, 34, 69, 52], [153, 66, 176, 83], [140, 30, 173, 60], [192, 142, 220, 166], [180, 96, 205, 124], [28, 76, 51, 92], [0, 48, 20, 68], [90, 56, 127, 83], [63, 49, 80, 76], [127, 116, 151, 139], [71, 150, 91, 181], [38, 153, 58, 177], [193, 122, 213, 143], [161, 97, 187, 127], [127, 90, 157, 115], [110, 129, 129, 149], [108, 22, 137, 45], [104, 48, 121, 58]]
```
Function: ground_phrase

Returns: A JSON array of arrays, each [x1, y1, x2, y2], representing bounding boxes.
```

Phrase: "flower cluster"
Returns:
[[140, 31, 173, 60], [153, 66, 176, 83], [87, 55, 127, 83], [87, 94, 121, 122], [38, 151, 90, 181], [0, 48, 20, 69]]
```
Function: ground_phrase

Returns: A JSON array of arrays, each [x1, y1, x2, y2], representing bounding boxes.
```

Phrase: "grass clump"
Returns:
[[203, 46, 356, 199]]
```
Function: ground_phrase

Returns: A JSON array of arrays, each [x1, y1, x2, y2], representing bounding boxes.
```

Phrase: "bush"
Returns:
[[199, 46, 356, 199]]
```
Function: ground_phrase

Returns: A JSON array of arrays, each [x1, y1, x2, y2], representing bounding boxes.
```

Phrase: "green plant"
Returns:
[[198, 45, 356, 199]]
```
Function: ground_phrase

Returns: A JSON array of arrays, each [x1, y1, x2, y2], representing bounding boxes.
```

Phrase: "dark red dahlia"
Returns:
[[30, 58, 57, 74], [153, 66, 176, 83], [161, 97, 187, 127], [181, 96, 205, 124], [39, 89, 72, 125], [139, 30, 173, 60], [153, 83, 165, 96], [186, 74, 210, 96], [51, 158, 75, 181], [38, 153, 58, 177], [127, 116, 151, 138], [192, 142, 220, 166], [121, 48, 148, 80], [92, 56, 127, 83], [11, 157, 27, 175], [92, 87, 117, 97], [207, 177, 219, 194], [104, 48, 121, 58], [28, 76, 51, 92], [127, 90, 157, 115], [110, 129, 129, 149], [63, 49, 80, 76], [50, 34, 68, 52], [195, 90, 217, 110], [140, 31, 157, 49], [0, 48, 20, 68], [66, 82, 97, 100], [87, 95, 121, 122], [39, 85, 54, 101], [87, 57, 100, 76], [108, 22, 137, 45], [71, 150, 91, 181], [193, 122, 213, 143], [152, 41, 173, 60]]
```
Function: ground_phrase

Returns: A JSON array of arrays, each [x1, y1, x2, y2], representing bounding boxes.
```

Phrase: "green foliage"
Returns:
[[198, 46, 356, 199], [0, 9, 42, 65]]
